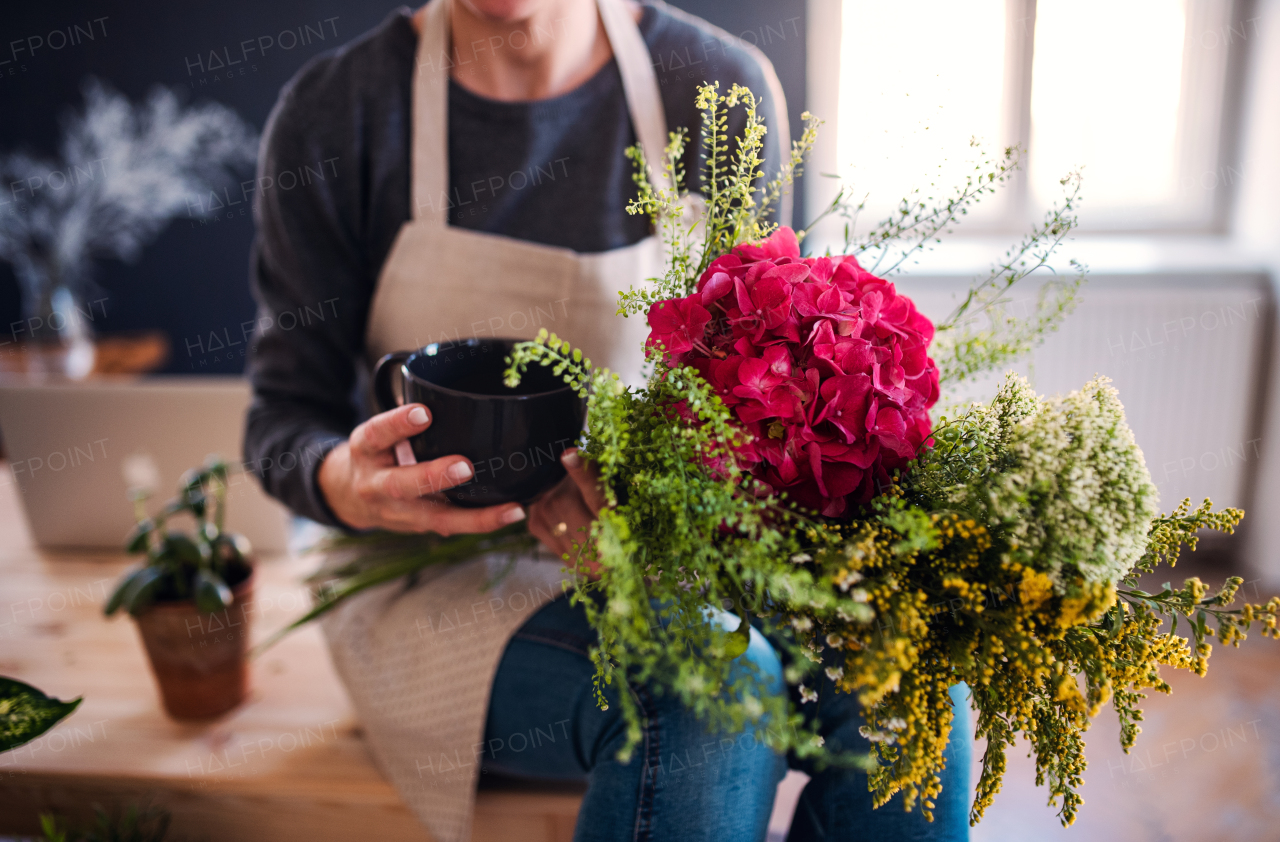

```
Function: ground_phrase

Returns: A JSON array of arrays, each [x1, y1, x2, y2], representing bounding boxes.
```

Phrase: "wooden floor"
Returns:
[[3, 463, 1279, 842]]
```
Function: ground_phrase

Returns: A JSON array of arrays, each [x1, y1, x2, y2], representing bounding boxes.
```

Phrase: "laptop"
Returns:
[[0, 376, 291, 553]]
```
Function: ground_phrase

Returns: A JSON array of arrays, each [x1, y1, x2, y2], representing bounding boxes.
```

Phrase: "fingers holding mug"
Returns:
[[366, 487, 524, 536], [417, 500, 526, 537], [373, 455, 476, 501], [350, 403, 432, 458]]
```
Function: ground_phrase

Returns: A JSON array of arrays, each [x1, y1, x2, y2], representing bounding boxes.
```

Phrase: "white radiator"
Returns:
[[898, 273, 1272, 516]]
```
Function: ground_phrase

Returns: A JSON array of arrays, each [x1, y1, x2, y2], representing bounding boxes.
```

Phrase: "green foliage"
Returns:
[[617, 83, 820, 316], [1130, 497, 1245, 577], [819, 140, 1021, 275], [40, 814, 68, 842], [0, 675, 81, 752], [810, 140, 1084, 387], [774, 381, 1267, 826], [252, 524, 537, 657], [501, 335, 1274, 828], [39, 805, 171, 842], [505, 331, 840, 758], [272, 82, 1280, 830], [930, 174, 1085, 385], [105, 457, 251, 617]]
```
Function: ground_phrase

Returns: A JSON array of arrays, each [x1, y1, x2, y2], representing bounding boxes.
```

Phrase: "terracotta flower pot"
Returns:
[[131, 572, 254, 720]]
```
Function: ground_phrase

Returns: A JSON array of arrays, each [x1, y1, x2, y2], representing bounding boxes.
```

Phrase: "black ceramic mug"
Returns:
[[372, 337, 586, 507]]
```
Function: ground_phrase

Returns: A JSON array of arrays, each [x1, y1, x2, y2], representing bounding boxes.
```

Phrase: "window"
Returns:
[[820, 0, 1243, 233]]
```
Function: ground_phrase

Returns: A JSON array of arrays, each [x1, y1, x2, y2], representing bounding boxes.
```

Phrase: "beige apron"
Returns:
[[320, 1, 668, 840]]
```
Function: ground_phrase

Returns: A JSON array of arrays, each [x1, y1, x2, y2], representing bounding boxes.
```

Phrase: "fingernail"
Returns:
[[447, 461, 473, 482], [501, 506, 526, 525], [561, 449, 581, 469], [407, 405, 429, 426]]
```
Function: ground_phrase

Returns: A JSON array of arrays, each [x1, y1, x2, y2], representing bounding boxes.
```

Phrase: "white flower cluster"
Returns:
[[987, 374, 1160, 587]]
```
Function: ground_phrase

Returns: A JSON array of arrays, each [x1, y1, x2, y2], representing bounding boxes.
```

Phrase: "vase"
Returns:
[[130, 572, 254, 720], [14, 260, 97, 377]]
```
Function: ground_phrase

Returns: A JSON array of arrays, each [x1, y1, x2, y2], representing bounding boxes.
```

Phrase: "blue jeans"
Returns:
[[483, 595, 971, 841]]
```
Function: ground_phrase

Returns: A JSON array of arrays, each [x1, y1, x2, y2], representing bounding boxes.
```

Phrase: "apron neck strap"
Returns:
[[412, 0, 672, 226], [596, 0, 671, 195]]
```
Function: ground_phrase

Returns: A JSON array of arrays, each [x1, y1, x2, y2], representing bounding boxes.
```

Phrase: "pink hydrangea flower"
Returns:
[[645, 227, 940, 519]]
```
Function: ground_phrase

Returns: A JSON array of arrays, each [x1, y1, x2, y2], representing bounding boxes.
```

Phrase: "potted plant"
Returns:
[[104, 457, 254, 720]]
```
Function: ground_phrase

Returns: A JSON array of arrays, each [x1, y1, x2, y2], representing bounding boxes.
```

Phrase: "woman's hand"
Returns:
[[527, 449, 607, 568], [317, 403, 526, 534]]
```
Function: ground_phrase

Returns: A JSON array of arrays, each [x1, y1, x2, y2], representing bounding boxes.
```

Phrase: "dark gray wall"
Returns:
[[669, 0, 808, 220], [0, 0, 806, 374]]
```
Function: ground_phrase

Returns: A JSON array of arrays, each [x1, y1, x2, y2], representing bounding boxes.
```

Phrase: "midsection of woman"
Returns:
[[243, 1, 969, 840]]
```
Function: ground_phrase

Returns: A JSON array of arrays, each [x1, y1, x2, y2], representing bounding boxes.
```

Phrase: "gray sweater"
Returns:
[[244, 3, 785, 526]]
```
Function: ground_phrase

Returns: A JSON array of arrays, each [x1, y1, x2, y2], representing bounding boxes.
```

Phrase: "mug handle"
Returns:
[[372, 351, 413, 414]]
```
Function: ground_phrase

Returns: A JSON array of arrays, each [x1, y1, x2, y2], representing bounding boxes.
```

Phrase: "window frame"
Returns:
[[803, 0, 1254, 238]]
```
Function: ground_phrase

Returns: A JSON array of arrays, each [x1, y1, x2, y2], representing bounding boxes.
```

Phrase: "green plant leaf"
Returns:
[[186, 491, 208, 519], [718, 614, 751, 660], [1105, 604, 1124, 639], [178, 467, 209, 519], [164, 533, 208, 566], [180, 467, 206, 493], [195, 570, 232, 614], [254, 524, 536, 657], [122, 566, 169, 616], [0, 675, 81, 753], [124, 519, 154, 554], [39, 813, 67, 842], [104, 566, 151, 616]]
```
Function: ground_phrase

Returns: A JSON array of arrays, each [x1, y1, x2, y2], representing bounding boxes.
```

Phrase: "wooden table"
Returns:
[[0, 466, 582, 841]]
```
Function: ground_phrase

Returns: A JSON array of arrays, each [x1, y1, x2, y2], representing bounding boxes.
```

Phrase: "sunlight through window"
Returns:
[[1030, 0, 1188, 223], [837, 0, 1008, 225], [831, 0, 1233, 231]]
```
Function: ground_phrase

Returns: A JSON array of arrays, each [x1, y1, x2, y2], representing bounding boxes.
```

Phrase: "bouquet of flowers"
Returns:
[[274, 84, 1280, 826]]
